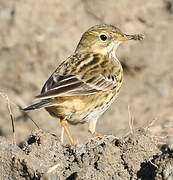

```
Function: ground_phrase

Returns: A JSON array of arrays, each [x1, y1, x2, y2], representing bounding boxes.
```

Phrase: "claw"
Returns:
[[94, 132, 103, 140]]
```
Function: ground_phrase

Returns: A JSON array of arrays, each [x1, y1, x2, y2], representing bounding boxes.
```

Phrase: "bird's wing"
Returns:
[[36, 53, 121, 100]]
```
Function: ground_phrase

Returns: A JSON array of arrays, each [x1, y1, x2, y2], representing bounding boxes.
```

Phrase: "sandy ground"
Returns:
[[0, 0, 173, 178]]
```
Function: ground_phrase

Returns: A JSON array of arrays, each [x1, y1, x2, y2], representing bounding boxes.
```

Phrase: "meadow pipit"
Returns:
[[23, 24, 143, 145]]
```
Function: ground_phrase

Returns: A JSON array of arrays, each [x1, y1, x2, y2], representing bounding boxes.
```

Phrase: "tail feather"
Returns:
[[23, 100, 50, 111]]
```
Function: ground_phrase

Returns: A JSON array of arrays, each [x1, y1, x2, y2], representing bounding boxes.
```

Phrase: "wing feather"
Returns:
[[36, 53, 119, 100]]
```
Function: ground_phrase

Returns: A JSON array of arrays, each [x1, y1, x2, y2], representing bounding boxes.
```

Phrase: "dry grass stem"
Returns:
[[0, 91, 16, 144]]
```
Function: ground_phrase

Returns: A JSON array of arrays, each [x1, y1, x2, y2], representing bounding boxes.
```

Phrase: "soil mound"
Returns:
[[0, 128, 172, 179]]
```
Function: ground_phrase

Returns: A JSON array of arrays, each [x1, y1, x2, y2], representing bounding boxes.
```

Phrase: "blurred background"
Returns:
[[0, 0, 173, 144]]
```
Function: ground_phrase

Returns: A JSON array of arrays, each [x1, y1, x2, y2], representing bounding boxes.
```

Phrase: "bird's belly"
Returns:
[[46, 90, 117, 125], [81, 94, 117, 123]]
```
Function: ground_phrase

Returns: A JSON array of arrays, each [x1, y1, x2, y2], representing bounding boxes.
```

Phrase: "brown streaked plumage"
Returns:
[[23, 24, 143, 145]]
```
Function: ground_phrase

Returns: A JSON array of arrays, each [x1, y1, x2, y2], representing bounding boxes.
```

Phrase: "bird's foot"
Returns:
[[65, 142, 76, 147], [94, 132, 103, 140]]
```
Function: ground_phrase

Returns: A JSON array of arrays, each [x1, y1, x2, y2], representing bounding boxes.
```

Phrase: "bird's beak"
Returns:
[[115, 34, 144, 41]]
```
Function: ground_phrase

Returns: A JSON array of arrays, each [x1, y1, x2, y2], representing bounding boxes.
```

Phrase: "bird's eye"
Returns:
[[100, 34, 108, 41]]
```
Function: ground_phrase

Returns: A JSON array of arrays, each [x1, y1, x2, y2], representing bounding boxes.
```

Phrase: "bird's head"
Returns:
[[75, 24, 143, 56]]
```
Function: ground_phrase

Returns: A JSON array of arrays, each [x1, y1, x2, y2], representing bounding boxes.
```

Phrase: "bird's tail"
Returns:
[[23, 100, 50, 111]]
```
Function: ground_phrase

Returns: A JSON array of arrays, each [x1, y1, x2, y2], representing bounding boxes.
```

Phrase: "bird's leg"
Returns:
[[61, 119, 75, 146], [60, 126, 64, 143], [88, 119, 103, 139], [88, 118, 97, 134]]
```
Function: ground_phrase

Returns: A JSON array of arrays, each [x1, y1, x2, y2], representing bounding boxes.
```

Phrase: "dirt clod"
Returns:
[[0, 128, 172, 179]]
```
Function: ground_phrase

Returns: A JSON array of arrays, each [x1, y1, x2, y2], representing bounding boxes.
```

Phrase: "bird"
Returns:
[[23, 24, 143, 146]]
